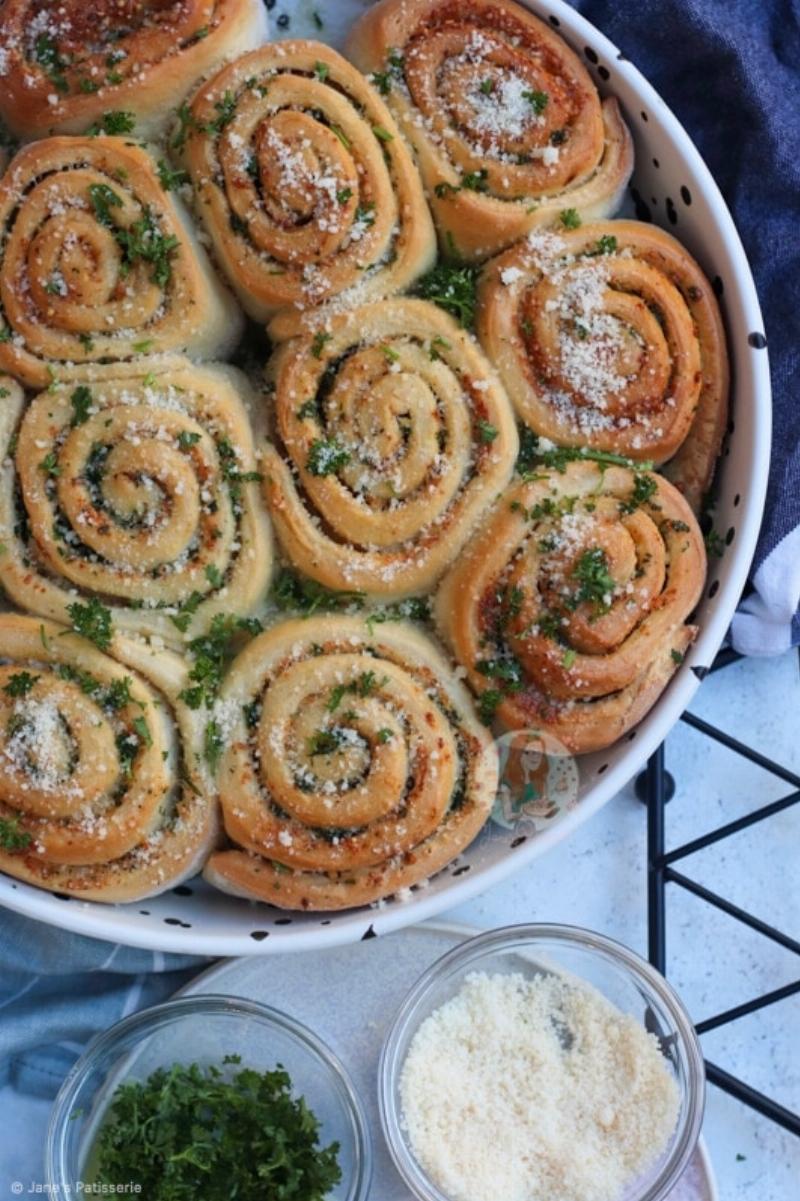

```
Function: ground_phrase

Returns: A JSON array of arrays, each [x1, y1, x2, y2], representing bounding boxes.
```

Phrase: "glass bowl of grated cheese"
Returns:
[[379, 924, 704, 1201]]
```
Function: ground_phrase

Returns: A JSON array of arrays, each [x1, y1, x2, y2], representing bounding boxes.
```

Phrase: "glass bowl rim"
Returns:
[[378, 922, 705, 1201], [46, 992, 373, 1201]]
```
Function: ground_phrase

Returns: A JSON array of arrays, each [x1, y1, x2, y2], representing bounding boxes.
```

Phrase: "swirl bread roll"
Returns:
[[436, 460, 706, 754], [203, 614, 498, 910], [0, 614, 217, 902], [0, 137, 242, 388], [0, 0, 268, 141], [0, 359, 273, 644], [261, 297, 518, 600], [346, 0, 633, 262], [180, 40, 436, 334], [476, 223, 729, 510]]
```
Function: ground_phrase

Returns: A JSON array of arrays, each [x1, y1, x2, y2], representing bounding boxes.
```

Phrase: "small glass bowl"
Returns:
[[380, 924, 704, 1201], [46, 993, 372, 1200]]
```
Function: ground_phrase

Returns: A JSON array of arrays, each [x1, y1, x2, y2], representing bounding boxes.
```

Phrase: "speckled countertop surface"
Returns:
[[446, 649, 800, 1201]]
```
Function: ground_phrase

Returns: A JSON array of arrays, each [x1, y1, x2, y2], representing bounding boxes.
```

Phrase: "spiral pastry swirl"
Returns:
[[436, 461, 706, 754], [203, 614, 497, 910], [477, 222, 729, 510], [0, 0, 268, 140], [262, 298, 518, 599], [0, 359, 273, 642], [346, 0, 633, 262], [0, 614, 216, 902], [181, 40, 436, 334], [0, 138, 242, 388]]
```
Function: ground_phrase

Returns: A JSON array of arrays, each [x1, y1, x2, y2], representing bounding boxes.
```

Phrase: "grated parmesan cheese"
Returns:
[[400, 969, 680, 1201]]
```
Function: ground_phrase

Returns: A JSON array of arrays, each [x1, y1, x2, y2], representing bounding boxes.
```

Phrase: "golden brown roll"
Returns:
[[0, 614, 217, 902], [180, 40, 436, 335], [346, 0, 633, 262], [477, 221, 729, 510], [436, 460, 706, 754], [261, 298, 518, 600], [203, 614, 497, 910], [0, 137, 242, 388], [0, 0, 268, 141], [0, 359, 273, 643]]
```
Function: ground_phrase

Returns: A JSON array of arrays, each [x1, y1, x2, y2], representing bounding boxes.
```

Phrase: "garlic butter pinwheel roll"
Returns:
[[261, 298, 518, 599], [203, 614, 497, 910], [0, 614, 217, 902], [0, 359, 272, 643], [0, 137, 242, 388], [0, 0, 268, 141], [180, 40, 436, 335], [436, 461, 706, 754], [346, 0, 633, 262], [477, 223, 729, 510]]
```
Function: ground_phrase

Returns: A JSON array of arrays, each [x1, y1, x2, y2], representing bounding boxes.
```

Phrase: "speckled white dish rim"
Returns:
[[0, 0, 771, 953], [178, 919, 720, 1201]]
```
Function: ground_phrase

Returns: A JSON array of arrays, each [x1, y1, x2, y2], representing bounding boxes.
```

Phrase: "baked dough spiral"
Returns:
[[436, 461, 705, 754], [0, 613, 216, 902], [0, 359, 273, 643], [203, 614, 498, 910], [0, 137, 242, 388], [261, 298, 518, 599], [181, 40, 436, 335], [0, 0, 268, 141], [477, 222, 729, 510], [346, 0, 633, 262]]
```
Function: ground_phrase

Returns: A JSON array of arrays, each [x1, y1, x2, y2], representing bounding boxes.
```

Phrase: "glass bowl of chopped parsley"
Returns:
[[46, 994, 372, 1201]]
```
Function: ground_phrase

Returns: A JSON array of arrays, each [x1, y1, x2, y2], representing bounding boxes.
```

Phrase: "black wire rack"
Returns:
[[638, 647, 800, 1137]]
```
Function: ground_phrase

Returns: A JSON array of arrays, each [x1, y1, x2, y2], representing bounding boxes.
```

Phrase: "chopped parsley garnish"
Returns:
[[204, 719, 224, 771], [91, 1059, 341, 1200], [3, 672, 39, 698], [428, 335, 451, 361], [560, 208, 582, 229], [177, 430, 201, 449], [205, 91, 237, 134], [372, 125, 394, 143], [39, 451, 60, 477], [478, 689, 503, 726], [67, 598, 113, 650], [620, 472, 658, 514], [336, 187, 353, 205], [308, 729, 345, 756], [70, 385, 93, 426], [296, 399, 319, 421], [705, 528, 725, 558], [670, 649, 685, 665], [311, 331, 332, 359], [476, 656, 524, 692], [477, 419, 498, 444], [313, 61, 330, 81], [0, 816, 31, 853], [132, 715, 152, 748], [381, 345, 400, 364], [377, 728, 393, 743], [34, 33, 68, 94], [479, 78, 495, 95], [271, 569, 365, 617], [88, 182, 123, 225], [170, 591, 204, 633], [568, 548, 616, 616], [88, 110, 136, 136], [157, 160, 189, 191], [364, 596, 430, 635], [115, 208, 180, 288], [179, 614, 248, 709], [307, 438, 350, 476], [523, 89, 549, 114], [205, 564, 224, 588], [414, 261, 480, 328], [217, 438, 262, 497], [330, 124, 351, 150], [591, 234, 618, 256], [327, 671, 384, 712], [562, 648, 577, 669]]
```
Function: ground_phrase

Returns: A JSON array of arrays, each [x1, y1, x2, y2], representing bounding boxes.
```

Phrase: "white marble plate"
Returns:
[[0, 0, 770, 954], [180, 921, 719, 1201]]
